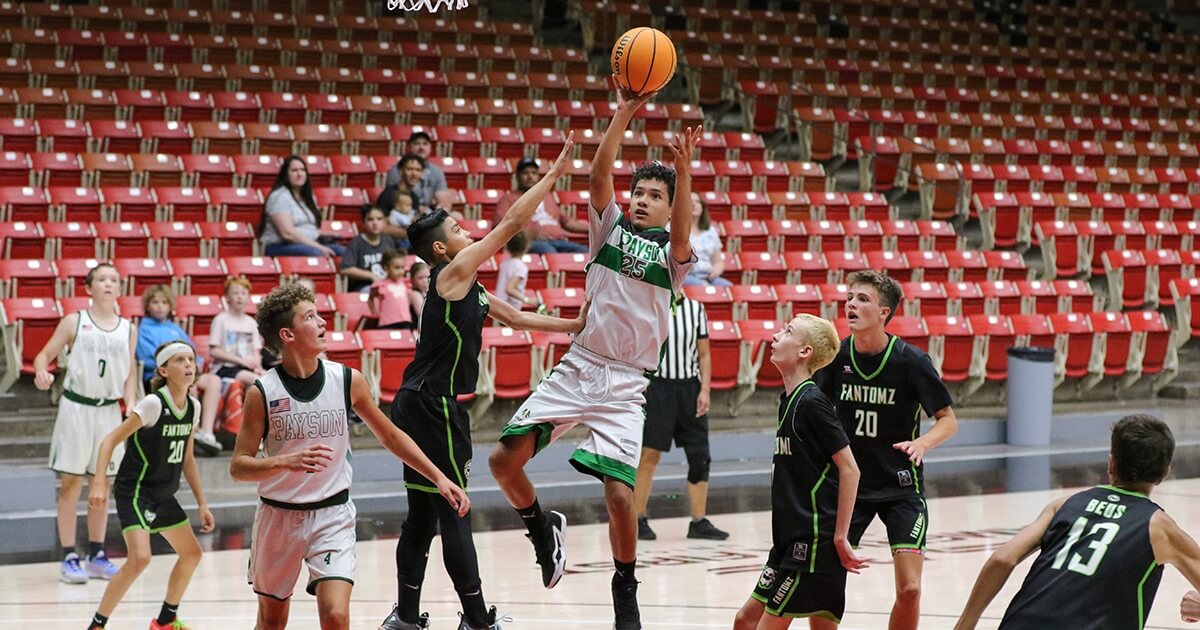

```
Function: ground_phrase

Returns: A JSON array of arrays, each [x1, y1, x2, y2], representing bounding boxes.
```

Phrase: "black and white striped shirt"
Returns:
[[652, 295, 709, 381]]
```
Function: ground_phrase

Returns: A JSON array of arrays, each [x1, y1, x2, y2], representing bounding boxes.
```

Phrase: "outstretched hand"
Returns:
[[667, 125, 703, 173], [835, 537, 869, 574], [547, 130, 576, 179], [615, 81, 657, 113]]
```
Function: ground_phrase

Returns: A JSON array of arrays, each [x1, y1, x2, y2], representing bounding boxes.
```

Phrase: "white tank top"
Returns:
[[255, 360, 353, 504], [63, 309, 132, 400]]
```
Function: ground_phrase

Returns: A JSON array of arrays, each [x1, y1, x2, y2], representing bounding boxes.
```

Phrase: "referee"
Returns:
[[633, 293, 729, 541]]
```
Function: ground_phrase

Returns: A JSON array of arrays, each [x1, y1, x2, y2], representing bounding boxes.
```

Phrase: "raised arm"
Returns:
[[589, 86, 656, 215], [665, 125, 702, 264], [438, 134, 574, 301], [487, 290, 588, 334], [349, 369, 469, 516], [955, 497, 1066, 630]]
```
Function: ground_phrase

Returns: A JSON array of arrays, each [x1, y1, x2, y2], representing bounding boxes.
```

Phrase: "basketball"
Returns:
[[610, 27, 677, 95]]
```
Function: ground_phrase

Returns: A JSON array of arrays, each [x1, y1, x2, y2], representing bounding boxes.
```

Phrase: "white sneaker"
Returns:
[[193, 431, 222, 456]]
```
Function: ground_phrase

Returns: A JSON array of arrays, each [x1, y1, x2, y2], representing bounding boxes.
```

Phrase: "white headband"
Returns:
[[155, 342, 194, 368]]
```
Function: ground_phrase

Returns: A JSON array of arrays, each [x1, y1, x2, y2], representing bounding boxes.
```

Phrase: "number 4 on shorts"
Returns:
[[323, 552, 332, 565]]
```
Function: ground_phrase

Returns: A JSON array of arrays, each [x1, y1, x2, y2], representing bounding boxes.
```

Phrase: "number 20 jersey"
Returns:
[[1000, 486, 1164, 630]]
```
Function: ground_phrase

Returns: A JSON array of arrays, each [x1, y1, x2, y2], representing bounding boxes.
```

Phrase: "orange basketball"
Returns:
[[611, 27, 677, 95]]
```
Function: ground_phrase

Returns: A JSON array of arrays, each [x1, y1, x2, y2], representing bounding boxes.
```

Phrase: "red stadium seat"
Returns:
[[1102, 249, 1151, 309], [113, 257, 171, 295], [738, 319, 784, 389], [967, 314, 1016, 381], [683, 285, 734, 321], [147, 221, 202, 258], [96, 221, 152, 258], [1049, 312, 1098, 382], [49, 186, 104, 222], [480, 327, 534, 399], [1088, 311, 1134, 379], [223, 256, 282, 289], [278, 256, 339, 294], [171, 257, 228, 297], [322, 331, 364, 372], [0, 221, 48, 259], [0, 297, 63, 390], [924, 315, 974, 382], [539, 287, 585, 319], [901, 281, 950, 317], [706, 320, 740, 392], [730, 284, 777, 320], [0, 259, 57, 298], [175, 294, 223, 336], [359, 328, 417, 404]]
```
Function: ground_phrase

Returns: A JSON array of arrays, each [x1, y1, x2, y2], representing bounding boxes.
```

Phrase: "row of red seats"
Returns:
[[977, 196, 1200, 252]]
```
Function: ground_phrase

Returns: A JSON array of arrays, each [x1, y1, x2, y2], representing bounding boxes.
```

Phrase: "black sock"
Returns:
[[156, 602, 178, 625], [613, 558, 637, 584], [90, 612, 108, 628], [87, 541, 103, 559], [458, 586, 489, 628], [516, 499, 546, 536], [64, 546, 76, 559]]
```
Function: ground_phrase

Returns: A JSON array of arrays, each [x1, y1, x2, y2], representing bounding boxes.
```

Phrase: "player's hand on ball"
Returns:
[[835, 537, 868, 574], [34, 369, 54, 390], [199, 506, 216, 533], [281, 444, 334, 473], [1182, 590, 1200, 622], [893, 440, 928, 466], [614, 81, 656, 112], [438, 478, 471, 517], [87, 477, 108, 509], [548, 130, 575, 179]]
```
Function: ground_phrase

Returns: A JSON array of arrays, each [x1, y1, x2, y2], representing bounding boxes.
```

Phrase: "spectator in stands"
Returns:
[[208, 277, 263, 388], [368, 249, 417, 330], [493, 156, 588, 254], [260, 155, 345, 258], [136, 285, 223, 456], [408, 260, 430, 324], [684, 193, 733, 287], [385, 131, 455, 210], [496, 231, 539, 310], [339, 204, 398, 293], [378, 154, 425, 237]]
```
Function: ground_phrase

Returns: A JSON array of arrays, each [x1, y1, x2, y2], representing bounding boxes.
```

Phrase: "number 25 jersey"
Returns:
[[1000, 486, 1163, 630]]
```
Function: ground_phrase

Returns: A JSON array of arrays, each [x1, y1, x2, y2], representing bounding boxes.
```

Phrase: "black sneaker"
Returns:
[[457, 605, 510, 629], [687, 517, 730, 540], [636, 516, 656, 541], [612, 577, 641, 630], [525, 510, 567, 589], [379, 604, 429, 630]]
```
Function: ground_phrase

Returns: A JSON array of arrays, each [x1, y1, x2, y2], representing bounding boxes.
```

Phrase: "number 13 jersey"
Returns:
[[1000, 485, 1163, 629]]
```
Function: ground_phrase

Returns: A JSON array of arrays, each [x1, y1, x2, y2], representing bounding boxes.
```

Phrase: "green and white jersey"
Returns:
[[254, 360, 353, 505], [63, 309, 132, 401], [575, 196, 695, 371]]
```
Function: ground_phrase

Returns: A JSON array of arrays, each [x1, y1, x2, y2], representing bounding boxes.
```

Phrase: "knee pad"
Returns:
[[685, 446, 711, 484]]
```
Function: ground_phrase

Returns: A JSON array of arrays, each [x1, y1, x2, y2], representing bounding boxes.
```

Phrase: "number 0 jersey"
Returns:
[[1000, 486, 1164, 630], [63, 309, 132, 401], [114, 389, 199, 498]]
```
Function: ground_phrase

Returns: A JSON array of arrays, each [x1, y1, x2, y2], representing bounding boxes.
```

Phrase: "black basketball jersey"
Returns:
[[115, 389, 197, 498], [814, 334, 953, 501], [772, 380, 851, 573], [1000, 486, 1164, 630], [402, 263, 490, 396]]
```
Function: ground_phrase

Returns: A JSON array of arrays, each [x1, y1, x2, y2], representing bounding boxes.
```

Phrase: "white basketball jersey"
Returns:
[[63, 310, 132, 400], [256, 360, 353, 504]]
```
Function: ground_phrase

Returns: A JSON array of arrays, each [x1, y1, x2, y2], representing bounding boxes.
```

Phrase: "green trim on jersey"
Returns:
[[1136, 560, 1160, 629], [1100, 484, 1151, 500], [808, 463, 831, 572], [570, 449, 637, 488], [909, 407, 922, 495], [157, 387, 187, 421], [849, 334, 898, 382], [779, 380, 815, 429], [131, 432, 152, 529], [404, 482, 441, 494], [590, 241, 673, 291], [444, 299, 464, 396], [442, 396, 466, 488]]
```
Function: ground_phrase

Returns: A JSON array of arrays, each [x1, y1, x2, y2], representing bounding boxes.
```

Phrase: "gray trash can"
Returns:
[[1006, 346, 1056, 446]]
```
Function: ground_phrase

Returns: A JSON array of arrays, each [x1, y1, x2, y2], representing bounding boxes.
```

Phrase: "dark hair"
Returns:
[[397, 153, 426, 176], [359, 203, 385, 222], [256, 283, 316, 355], [846, 270, 904, 324], [270, 155, 321, 225], [381, 248, 406, 268], [695, 193, 711, 231], [148, 340, 196, 392], [407, 131, 432, 145], [406, 209, 451, 266], [505, 231, 530, 256], [85, 262, 118, 288], [630, 162, 677, 204], [1111, 414, 1174, 485]]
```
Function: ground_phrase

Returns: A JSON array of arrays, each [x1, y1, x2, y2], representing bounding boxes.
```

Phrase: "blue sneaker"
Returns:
[[86, 551, 119, 580], [60, 553, 88, 584]]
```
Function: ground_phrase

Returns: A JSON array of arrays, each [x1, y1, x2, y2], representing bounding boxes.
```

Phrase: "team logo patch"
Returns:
[[143, 509, 156, 523], [520, 408, 531, 419], [843, 365, 852, 373], [619, 438, 639, 458], [463, 459, 472, 480], [791, 542, 809, 562], [897, 470, 914, 487], [758, 566, 776, 589], [1108, 494, 1121, 502], [269, 398, 291, 414]]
